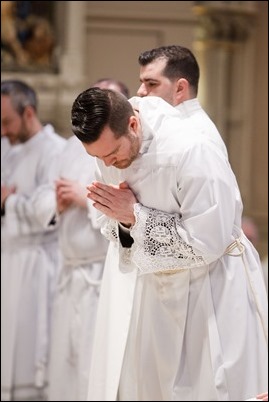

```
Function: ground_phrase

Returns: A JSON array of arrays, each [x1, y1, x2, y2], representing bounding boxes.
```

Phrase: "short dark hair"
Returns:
[[1, 79, 38, 115], [71, 88, 133, 143], [138, 45, 200, 94]]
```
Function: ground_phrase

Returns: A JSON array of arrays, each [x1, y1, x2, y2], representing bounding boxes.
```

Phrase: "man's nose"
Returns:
[[103, 156, 116, 167], [137, 84, 147, 97]]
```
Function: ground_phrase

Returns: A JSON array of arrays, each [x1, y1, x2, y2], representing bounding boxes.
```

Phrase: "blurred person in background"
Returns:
[[242, 216, 268, 293], [1, 79, 66, 401], [242, 216, 259, 246], [92, 78, 130, 98], [30, 79, 130, 401]]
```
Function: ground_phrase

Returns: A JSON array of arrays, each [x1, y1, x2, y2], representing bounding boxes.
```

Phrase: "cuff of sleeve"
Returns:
[[118, 222, 132, 233]]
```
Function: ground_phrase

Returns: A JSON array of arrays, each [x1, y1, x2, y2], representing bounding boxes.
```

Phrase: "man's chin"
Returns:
[[113, 161, 131, 169], [8, 138, 16, 145]]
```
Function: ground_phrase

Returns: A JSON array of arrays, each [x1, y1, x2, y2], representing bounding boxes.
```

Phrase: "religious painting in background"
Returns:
[[1, 1, 58, 72]]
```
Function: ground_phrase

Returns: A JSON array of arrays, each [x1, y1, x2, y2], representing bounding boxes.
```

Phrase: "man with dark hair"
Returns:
[[137, 45, 228, 156], [70, 84, 267, 401], [138, 45, 200, 98]]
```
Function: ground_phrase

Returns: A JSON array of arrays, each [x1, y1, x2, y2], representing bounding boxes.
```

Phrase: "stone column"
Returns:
[[59, 1, 87, 83], [55, 1, 88, 135], [193, 2, 256, 137], [192, 1, 257, 207]]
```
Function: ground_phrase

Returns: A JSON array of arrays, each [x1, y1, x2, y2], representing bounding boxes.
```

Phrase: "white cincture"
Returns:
[[225, 236, 245, 256], [225, 234, 268, 344]]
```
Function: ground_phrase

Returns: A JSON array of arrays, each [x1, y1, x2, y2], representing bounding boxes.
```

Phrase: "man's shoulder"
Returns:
[[42, 124, 67, 148], [129, 96, 178, 115]]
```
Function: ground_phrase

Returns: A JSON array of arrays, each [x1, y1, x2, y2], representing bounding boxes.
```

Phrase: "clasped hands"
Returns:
[[1, 184, 16, 210], [55, 178, 88, 213], [87, 181, 137, 227]]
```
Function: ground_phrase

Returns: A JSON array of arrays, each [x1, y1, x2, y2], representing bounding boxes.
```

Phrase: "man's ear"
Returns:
[[23, 105, 35, 119], [129, 115, 138, 132], [176, 78, 189, 95], [175, 78, 190, 103]]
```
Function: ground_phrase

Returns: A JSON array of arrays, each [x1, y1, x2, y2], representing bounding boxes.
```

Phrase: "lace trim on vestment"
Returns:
[[131, 204, 205, 273], [101, 220, 118, 242], [100, 205, 205, 273]]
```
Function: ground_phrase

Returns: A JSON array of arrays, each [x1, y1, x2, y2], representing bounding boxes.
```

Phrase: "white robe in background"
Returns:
[[33, 136, 108, 401], [1, 125, 66, 401], [1, 136, 11, 163], [87, 97, 268, 401]]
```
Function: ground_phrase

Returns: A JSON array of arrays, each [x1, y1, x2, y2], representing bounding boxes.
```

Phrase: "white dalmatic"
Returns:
[[1, 125, 66, 401], [87, 97, 268, 401], [33, 136, 109, 401]]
